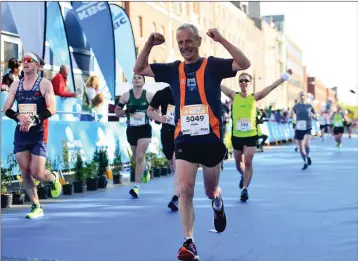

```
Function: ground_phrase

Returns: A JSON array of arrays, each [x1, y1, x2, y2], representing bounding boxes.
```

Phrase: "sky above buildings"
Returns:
[[260, 1, 358, 105]]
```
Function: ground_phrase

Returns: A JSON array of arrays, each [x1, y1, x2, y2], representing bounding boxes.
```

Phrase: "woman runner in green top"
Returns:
[[331, 105, 347, 149], [221, 69, 292, 202], [115, 74, 154, 198]]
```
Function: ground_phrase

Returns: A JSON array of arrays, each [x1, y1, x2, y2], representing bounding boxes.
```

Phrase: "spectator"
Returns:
[[85, 75, 100, 102], [90, 93, 106, 122], [51, 65, 77, 98], [2, 58, 21, 91]]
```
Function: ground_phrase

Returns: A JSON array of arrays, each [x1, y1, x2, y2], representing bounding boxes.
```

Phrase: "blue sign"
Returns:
[[71, 2, 116, 100], [46, 2, 75, 92], [110, 4, 136, 85]]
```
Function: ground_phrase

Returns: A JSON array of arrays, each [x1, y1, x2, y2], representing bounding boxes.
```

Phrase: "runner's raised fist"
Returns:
[[206, 28, 224, 43], [147, 33, 165, 46]]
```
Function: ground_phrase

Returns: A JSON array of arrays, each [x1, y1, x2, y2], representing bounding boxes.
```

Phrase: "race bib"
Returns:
[[296, 120, 307, 130], [180, 105, 209, 136], [335, 122, 343, 127], [166, 105, 175, 126], [129, 112, 146, 126], [236, 118, 252, 131], [19, 104, 37, 117]]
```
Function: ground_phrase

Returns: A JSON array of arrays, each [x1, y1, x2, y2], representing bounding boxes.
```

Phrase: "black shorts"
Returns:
[[231, 136, 258, 151], [320, 124, 327, 133], [292, 123, 296, 129], [175, 142, 227, 168], [345, 122, 352, 128], [295, 129, 312, 140], [126, 125, 152, 146], [161, 125, 175, 160], [333, 127, 344, 135]]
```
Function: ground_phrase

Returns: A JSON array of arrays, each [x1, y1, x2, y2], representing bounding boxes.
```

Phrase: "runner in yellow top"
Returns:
[[344, 109, 353, 139], [221, 69, 292, 202], [331, 105, 347, 149]]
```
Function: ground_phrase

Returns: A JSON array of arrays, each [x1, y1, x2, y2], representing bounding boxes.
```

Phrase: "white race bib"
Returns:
[[335, 122, 343, 127], [19, 104, 37, 117], [296, 120, 307, 130], [180, 105, 210, 136], [236, 118, 252, 131], [166, 105, 175, 126], [129, 112, 146, 126]]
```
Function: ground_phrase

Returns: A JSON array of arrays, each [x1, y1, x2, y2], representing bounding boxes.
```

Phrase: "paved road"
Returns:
[[2, 136, 358, 261]]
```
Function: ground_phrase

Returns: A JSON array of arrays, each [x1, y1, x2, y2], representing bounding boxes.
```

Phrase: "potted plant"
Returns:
[[45, 157, 54, 198], [97, 147, 108, 189], [151, 154, 162, 178], [86, 160, 99, 191], [73, 151, 85, 193], [159, 157, 168, 176], [1, 167, 13, 208], [112, 141, 123, 184], [12, 175, 25, 205], [62, 140, 70, 174], [37, 181, 48, 199]]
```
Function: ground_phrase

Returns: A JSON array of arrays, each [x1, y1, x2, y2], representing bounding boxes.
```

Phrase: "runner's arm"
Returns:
[[254, 70, 292, 101], [219, 39, 251, 71], [115, 92, 129, 117], [220, 85, 236, 100], [147, 105, 163, 123], [3, 81, 18, 112], [147, 90, 165, 123], [146, 91, 154, 104], [42, 79, 56, 114], [133, 43, 155, 77]]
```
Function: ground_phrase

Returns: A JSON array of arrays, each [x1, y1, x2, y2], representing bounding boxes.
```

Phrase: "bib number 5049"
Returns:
[[186, 115, 204, 122]]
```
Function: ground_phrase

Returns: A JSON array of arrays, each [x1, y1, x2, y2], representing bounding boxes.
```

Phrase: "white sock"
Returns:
[[213, 196, 223, 210], [185, 237, 194, 242], [134, 183, 140, 188], [243, 187, 247, 190]]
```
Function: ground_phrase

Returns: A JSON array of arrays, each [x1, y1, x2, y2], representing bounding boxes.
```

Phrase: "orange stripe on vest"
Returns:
[[174, 58, 221, 140]]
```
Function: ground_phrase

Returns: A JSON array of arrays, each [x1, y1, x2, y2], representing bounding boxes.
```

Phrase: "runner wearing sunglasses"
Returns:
[[292, 91, 317, 170], [221, 69, 292, 202], [3, 52, 62, 219]]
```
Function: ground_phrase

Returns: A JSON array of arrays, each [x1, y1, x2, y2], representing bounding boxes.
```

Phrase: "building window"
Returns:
[[161, 26, 165, 36], [152, 22, 157, 32], [139, 16, 143, 37], [3, 41, 19, 63]]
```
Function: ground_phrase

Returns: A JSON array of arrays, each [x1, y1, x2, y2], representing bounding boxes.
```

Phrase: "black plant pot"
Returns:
[[153, 168, 161, 178], [38, 186, 48, 199], [63, 183, 73, 195], [73, 181, 85, 193], [1, 194, 13, 208], [12, 192, 25, 205], [113, 174, 122, 184], [161, 167, 168, 176], [86, 177, 98, 191], [98, 175, 108, 189]]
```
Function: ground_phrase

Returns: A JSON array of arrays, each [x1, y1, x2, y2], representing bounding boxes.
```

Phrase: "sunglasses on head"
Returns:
[[239, 79, 250, 83], [22, 57, 38, 63]]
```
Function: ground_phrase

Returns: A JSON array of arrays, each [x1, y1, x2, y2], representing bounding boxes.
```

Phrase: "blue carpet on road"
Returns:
[[2, 136, 358, 261]]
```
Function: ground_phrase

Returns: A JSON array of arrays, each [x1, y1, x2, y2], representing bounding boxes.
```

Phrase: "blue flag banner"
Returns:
[[46, 2, 75, 93], [110, 4, 137, 87], [7, 2, 46, 58], [71, 1, 116, 100]]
